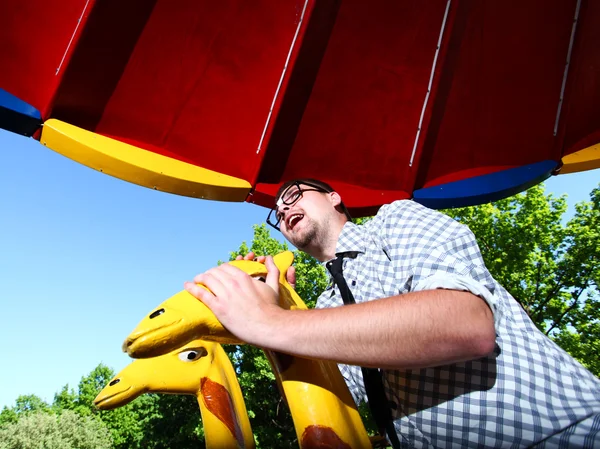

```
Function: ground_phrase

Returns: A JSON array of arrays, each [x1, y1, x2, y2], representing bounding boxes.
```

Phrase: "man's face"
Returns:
[[276, 184, 334, 250]]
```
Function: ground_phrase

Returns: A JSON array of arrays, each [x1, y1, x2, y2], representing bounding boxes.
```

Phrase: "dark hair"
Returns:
[[275, 178, 352, 220]]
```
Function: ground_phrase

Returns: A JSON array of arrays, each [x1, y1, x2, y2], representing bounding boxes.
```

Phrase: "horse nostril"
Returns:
[[149, 308, 165, 319], [109, 379, 120, 387]]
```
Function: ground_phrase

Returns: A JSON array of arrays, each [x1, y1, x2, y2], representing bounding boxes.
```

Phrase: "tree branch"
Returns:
[[477, 236, 494, 254], [531, 269, 567, 322], [533, 261, 543, 305], [544, 283, 588, 336]]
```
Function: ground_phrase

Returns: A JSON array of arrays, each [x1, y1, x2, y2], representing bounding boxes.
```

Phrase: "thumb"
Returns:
[[264, 256, 280, 294], [287, 265, 296, 290]]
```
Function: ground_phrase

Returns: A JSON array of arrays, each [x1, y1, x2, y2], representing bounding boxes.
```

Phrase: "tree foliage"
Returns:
[[443, 183, 599, 375], [0, 410, 112, 449], [137, 394, 203, 449], [65, 364, 202, 449], [0, 394, 50, 427], [51, 364, 150, 449]]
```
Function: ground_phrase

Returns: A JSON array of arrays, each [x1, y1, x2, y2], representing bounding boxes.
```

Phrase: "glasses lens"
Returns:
[[266, 208, 281, 231], [282, 186, 302, 205]]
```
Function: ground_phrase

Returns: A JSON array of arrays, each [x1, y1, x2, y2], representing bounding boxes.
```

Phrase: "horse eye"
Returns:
[[178, 348, 207, 362]]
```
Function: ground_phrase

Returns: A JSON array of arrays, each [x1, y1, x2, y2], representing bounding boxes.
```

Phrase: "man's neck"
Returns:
[[305, 219, 348, 262]]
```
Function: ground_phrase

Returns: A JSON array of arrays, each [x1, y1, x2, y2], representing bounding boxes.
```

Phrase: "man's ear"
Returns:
[[329, 191, 343, 208]]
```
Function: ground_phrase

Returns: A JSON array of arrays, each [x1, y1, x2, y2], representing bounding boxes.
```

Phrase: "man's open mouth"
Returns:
[[287, 213, 304, 229]]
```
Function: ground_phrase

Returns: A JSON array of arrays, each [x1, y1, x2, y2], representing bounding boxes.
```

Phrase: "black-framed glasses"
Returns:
[[266, 181, 329, 231]]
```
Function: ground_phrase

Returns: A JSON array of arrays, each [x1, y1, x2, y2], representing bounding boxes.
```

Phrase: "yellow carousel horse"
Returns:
[[94, 338, 255, 449], [123, 251, 371, 448]]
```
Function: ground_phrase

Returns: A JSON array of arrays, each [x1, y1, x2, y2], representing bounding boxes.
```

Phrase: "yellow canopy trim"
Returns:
[[40, 119, 251, 202], [560, 143, 600, 175]]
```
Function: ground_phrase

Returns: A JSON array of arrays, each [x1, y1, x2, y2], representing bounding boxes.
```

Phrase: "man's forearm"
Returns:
[[262, 289, 496, 370]]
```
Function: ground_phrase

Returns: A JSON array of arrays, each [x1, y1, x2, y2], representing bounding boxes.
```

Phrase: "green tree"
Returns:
[[137, 394, 203, 449], [0, 410, 112, 449], [52, 364, 149, 449], [443, 183, 599, 375], [0, 407, 18, 427], [0, 394, 50, 427], [13, 394, 50, 414], [53, 384, 79, 412]]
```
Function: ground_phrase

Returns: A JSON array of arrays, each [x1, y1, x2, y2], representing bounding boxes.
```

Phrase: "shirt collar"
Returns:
[[335, 221, 367, 256]]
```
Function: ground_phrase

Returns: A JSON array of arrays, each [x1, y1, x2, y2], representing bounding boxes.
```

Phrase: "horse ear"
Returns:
[[273, 251, 294, 282], [273, 252, 309, 311]]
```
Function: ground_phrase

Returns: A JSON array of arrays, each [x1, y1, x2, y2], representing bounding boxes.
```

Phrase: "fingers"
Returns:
[[233, 251, 266, 263], [235, 252, 253, 261], [264, 256, 281, 293], [196, 263, 256, 292], [192, 270, 231, 299], [287, 265, 296, 290], [184, 281, 216, 308], [192, 253, 276, 305], [215, 262, 249, 278], [243, 252, 266, 263]]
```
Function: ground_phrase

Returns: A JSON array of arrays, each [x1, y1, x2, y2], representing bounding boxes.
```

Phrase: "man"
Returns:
[[185, 179, 600, 448]]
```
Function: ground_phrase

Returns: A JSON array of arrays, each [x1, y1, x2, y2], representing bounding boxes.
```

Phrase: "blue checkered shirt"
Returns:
[[317, 200, 600, 448]]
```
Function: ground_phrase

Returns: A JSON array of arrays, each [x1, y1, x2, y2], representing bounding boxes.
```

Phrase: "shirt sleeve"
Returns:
[[411, 262, 497, 316], [379, 200, 500, 326], [408, 229, 500, 327]]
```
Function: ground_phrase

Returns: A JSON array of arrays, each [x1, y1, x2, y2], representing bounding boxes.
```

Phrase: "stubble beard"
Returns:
[[291, 215, 331, 256]]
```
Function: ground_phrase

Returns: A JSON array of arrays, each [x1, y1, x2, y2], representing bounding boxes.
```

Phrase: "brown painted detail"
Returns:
[[301, 425, 352, 449], [272, 350, 294, 372], [200, 377, 244, 448]]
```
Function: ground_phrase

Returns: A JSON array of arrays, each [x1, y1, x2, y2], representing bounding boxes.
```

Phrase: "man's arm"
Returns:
[[185, 257, 496, 370], [267, 288, 495, 369]]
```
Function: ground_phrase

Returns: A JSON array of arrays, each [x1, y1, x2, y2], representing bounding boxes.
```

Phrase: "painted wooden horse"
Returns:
[[94, 338, 255, 449], [123, 251, 371, 448]]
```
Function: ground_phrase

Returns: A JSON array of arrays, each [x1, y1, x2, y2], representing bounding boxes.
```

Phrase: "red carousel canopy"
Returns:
[[1, 0, 598, 215]]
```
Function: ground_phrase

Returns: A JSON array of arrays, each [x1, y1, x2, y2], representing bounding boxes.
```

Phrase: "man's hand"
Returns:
[[235, 251, 296, 289], [184, 255, 284, 346]]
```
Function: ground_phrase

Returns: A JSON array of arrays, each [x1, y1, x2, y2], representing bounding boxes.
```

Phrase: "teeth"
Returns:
[[288, 214, 303, 227]]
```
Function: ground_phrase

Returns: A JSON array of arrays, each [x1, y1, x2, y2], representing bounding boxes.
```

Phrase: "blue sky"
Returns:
[[0, 128, 598, 409]]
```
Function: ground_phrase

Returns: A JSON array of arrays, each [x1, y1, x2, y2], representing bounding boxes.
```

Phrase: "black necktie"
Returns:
[[326, 254, 401, 449]]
